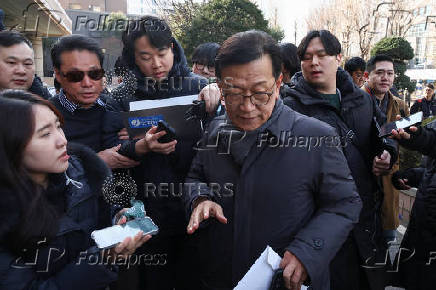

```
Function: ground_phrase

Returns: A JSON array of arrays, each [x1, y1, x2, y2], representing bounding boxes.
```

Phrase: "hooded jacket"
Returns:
[[103, 38, 207, 236]]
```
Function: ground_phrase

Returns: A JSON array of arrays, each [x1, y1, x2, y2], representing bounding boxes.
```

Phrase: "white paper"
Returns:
[[234, 246, 307, 290], [129, 94, 199, 111]]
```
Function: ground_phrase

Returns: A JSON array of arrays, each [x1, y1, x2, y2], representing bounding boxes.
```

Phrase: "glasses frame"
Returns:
[[193, 62, 215, 72], [60, 69, 105, 83], [222, 81, 277, 106]]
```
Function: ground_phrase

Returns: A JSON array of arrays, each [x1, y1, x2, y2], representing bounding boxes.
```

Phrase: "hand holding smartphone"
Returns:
[[156, 120, 177, 143]]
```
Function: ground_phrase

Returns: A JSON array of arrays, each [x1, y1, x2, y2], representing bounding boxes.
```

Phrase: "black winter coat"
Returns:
[[0, 143, 116, 290], [103, 39, 207, 236], [410, 96, 436, 119], [29, 75, 52, 100], [391, 126, 436, 289], [283, 69, 398, 289], [184, 100, 362, 290]]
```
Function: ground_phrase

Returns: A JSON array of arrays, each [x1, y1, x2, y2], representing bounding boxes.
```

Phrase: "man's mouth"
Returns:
[[81, 92, 96, 97], [13, 80, 27, 86], [311, 71, 322, 77], [154, 72, 166, 78], [239, 116, 257, 121]]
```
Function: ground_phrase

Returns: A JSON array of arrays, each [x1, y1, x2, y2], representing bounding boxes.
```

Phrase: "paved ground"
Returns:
[[384, 224, 407, 290]]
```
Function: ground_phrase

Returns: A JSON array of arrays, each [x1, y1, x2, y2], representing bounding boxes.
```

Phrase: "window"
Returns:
[[69, 3, 81, 9], [426, 5, 432, 15], [420, 7, 425, 16], [408, 23, 426, 37]]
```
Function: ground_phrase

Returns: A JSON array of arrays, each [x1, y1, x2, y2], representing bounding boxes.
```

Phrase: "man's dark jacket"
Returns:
[[50, 94, 110, 152], [103, 38, 207, 236], [391, 126, 436, 289], [184, 100, 362, 290], [282, 68, 398, 289], [29, 75, 52, 100], [410, 96, 436, 118]]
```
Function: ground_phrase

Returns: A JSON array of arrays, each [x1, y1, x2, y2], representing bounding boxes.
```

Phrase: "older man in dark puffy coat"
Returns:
[[283, 30, 398, 290], [184, 30, 362, 290]]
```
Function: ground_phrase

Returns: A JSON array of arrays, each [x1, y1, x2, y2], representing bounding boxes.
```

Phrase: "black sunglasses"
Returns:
[[60, 69, 105, 82]]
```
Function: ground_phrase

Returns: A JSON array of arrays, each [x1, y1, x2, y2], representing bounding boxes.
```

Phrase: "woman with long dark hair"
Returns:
[[0, 90, 150, 289]]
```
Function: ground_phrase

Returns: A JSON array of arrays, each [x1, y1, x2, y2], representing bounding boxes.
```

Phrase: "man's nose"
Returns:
[[81, 74, 93, 87], [152, 56, 162, 68], [14, 63, 26, 75], [311, 55, 320, 65], [239, 95, 256, 112]]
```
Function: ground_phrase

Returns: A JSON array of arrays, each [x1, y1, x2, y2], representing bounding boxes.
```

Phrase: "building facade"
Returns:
[[58, 0, 127, 14]]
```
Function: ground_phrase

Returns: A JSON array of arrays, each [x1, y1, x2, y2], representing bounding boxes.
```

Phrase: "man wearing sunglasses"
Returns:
[[50, 35, 139, 169], [184, 30, 361, 290], [283, 30, 399, 290]]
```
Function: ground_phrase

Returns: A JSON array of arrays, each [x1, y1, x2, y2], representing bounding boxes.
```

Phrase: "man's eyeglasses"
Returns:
[[60, 69, 105, 83], [194, 62, 215, 73], [222, 82, 276, 106]]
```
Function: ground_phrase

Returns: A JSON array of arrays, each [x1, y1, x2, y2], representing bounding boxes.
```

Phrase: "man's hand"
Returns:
[[118, 128, 130, 140], [198, 83, 221, 114], [98, 144, 140, 169], [373, 150, 391, 176], [135, 126, 177, 155], [395, 178, 411, 190], [279, 251, 307, 290], [187, 199, 227, 234], [104, 210, 151, 262], [391, 127, 417, 140], [390, 114, 418, 140]]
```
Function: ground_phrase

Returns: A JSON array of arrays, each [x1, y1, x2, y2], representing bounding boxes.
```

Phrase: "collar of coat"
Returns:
[[290, 67, 366, 107]]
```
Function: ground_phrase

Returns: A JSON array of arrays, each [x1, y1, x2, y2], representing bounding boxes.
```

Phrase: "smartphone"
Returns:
[[91, 217, 159, 249], [156, 120, 177, 143]]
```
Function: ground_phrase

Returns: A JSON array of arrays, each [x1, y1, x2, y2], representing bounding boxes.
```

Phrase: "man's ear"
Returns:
[[336, 54, 342, 65], [277, 73, 283, 86], [364, 71, 369, 79], [54, 68, 61, 83]]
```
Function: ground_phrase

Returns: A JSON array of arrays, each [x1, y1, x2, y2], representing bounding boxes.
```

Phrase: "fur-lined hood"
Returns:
[[66, 142, 110, 196], [0, 143, 110, 241]]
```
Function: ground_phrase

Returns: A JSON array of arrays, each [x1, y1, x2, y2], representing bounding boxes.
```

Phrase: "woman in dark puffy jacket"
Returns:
[[391, 124, 436, 289], [0, 90, 150, 290]]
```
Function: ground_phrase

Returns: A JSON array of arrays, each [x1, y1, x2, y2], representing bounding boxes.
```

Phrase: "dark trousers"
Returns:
[[137, 233, 200, 290], [330, 236, 387, 290]]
